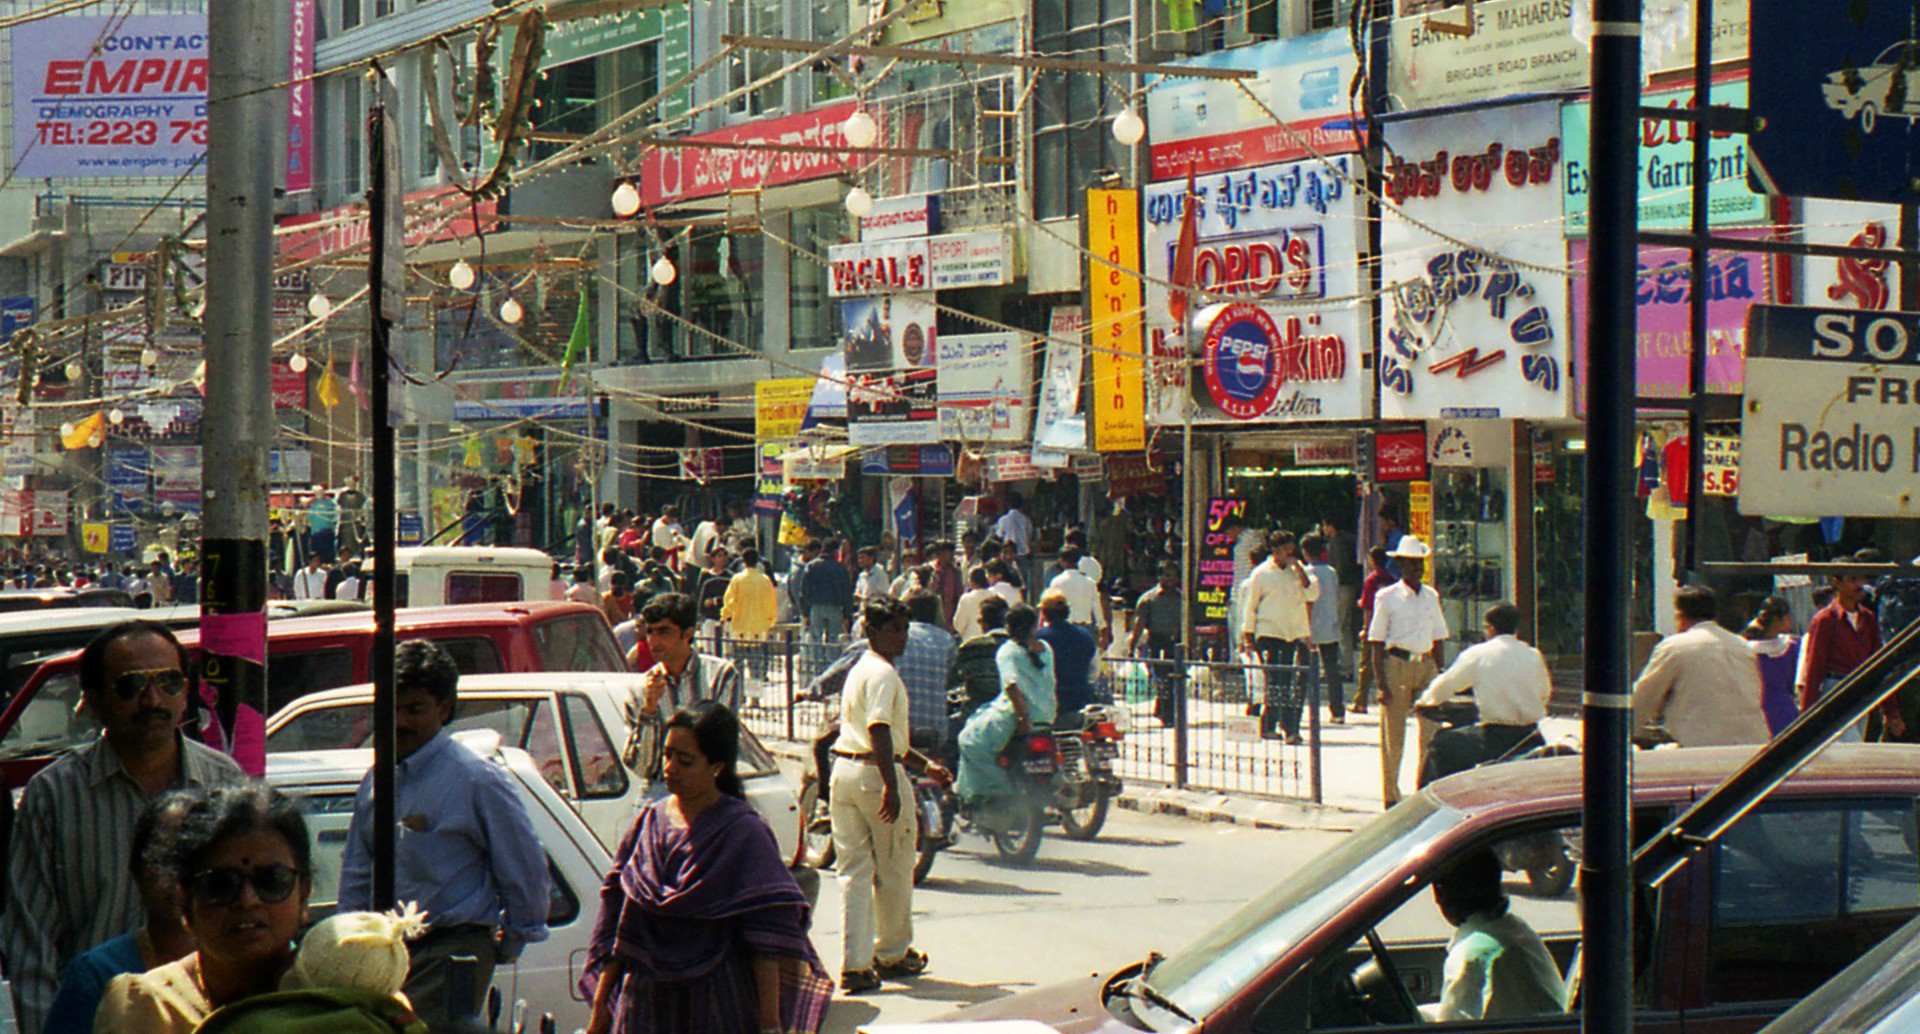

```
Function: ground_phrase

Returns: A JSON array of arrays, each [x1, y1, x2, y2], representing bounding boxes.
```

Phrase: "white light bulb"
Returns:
[[448, 258, 476, 291], [500, 297, 524, 324], [289, 352, 309, 373], [844, 185, 874, 217], [63, 362, 81, 380], [650, 256, 677, 286], [307, 293, 333, 319], [58, 422, 73, 439], [1112, 105, 1146, 146], [842, 108, 878, 149], [611, 181, 642, 218], [87, 432, 102, 448], [190, 300, 206, 319], [108, 408, 124, 425], [139, 348, 158, 367]]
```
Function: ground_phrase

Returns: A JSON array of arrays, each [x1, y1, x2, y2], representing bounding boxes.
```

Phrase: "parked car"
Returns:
[[0, 602, 626, 787], [382, 546, 560, 607], [264, 672, 804, 864], [933, 745, 1920, 1034], [265, 734, 602, 1034], [0, 587, 133, 612], [1755, 910, 1920, 1034]]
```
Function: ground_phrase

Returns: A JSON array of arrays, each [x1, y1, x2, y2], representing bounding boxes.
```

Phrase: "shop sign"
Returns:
[[1143, 155, 1370, 425], [271, 363, 307, 409], [110, 523, 136, 554], [755, 377, 814, 442], [1740, 304, 1920, 517], [82, 523, 109, 554], [784, 445, 847, 483], [1430, 425, 1476, 467], [1703, 435, 1740, 496], [278, 185, 497, 263], [1386, 0, 1747, 112], [1570, 233, 1771, 408], [1380, 103, 1570, 421], [987, 452, 1047, 483], [1408, 481, 1433, 544], [843, 294, 940, 446], [1033, 305, 1087, 464], [1563, 81, 1766, 234], [286, 0, 314, 194], [452, 375, 589, 421], [1086, 188, 1148, 452], [151, 446, 199, 513], [1105, 453, 1170, 497], [861, 194, 941, 241], [868, 0, 1017, 46], [107, 445, 149, 514], [1197, 497, 1249, 624], [102, 263, 149, 293], [828, 229, 1014, 296], [861, 445, 956, 477], [755, 443, 785, 515], [1376, 429, 1429, 482], [636, 101, 856, 208], [268, 449, 311, 485], [9, 489, 70, 537], [0, 297, 33, 342], [1798, 199, 1903, 311], [1293, 439, 1356, 466], [1146, 30, 1360, 181], [936, 332, 1029, 442]]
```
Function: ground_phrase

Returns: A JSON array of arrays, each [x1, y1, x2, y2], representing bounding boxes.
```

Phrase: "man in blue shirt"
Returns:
[[1039, 590, 1099, 719], [804, 590, 957, 752], [340, 640, 551, 1031], [1302, 533, 1346, 725]]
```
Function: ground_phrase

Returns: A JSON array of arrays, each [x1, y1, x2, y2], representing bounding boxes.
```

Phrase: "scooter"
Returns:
[[1416, 698, 1577, 897]]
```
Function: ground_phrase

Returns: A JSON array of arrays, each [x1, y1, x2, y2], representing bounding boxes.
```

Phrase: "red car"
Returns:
[[946, 745, 1920, 1034], [0, 601, 625, 787]]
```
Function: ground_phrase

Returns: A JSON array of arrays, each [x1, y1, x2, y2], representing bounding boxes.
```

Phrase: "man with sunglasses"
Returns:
[[0, 620, 244, 1034], [338, 639, 551, 1032]]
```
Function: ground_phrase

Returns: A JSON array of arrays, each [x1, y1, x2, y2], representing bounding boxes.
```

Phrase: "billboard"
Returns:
[[11, 16, 209, 178], [1145, 30, 1361, 181], [843, 295, 939, 446], [1086, 188, 1147, 452]]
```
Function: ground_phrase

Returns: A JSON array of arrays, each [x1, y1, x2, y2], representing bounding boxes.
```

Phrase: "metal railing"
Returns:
[[703, 626, 1332, 804]]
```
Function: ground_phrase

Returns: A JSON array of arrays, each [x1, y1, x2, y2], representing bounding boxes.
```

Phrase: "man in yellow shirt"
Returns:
[[722, 547, 780, 689]]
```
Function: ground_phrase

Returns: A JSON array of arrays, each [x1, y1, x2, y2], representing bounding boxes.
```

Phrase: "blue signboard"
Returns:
[[398, 511, 424, 547], [1749, 1, 1920, 202], [109, 524, 136, 555], [0, 297, 32, 341], [105, 445, 149, 515]]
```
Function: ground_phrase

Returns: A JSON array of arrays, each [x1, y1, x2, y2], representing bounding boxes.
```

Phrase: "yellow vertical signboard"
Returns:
[[1086, 188, 1147, 453]]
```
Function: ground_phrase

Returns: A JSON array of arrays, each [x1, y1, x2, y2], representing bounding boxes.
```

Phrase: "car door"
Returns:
[[557, 690, 637, 849], [1673, 795, 1920, 1034]]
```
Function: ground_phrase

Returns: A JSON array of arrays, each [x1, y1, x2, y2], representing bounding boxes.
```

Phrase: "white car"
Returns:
[[265, 736, 601, 1034], [263, 672, 804, 865], [1823, 40, 1920, 134]]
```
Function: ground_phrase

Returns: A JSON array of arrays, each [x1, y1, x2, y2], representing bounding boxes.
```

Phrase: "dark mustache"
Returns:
[[136, 709, 174, 724]]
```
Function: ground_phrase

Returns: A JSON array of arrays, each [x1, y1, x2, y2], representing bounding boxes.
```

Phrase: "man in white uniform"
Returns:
[[1368, 536, 1449, 807]]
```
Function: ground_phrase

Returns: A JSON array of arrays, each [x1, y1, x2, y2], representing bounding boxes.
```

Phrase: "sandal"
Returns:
[[877, 948, 930, 978], [840, 969, 881, 994]]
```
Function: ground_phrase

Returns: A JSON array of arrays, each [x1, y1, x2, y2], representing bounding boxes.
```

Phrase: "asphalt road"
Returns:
[[807, 808, 1349, 1033]]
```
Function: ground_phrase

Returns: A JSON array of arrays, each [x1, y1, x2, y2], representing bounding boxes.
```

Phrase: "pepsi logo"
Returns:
[[1201, 304, 1285, 420]]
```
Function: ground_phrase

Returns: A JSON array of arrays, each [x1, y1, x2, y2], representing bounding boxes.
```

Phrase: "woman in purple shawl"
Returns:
[[583, 701, 832, 1034]]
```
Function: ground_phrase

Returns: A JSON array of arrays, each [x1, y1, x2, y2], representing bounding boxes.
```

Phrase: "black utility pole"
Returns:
[[366, 77, 403, 910], [1582, 0, 1641, 1031]]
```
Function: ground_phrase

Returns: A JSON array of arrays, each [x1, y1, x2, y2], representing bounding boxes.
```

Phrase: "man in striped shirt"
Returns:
[[0, 620, 244, 1034]]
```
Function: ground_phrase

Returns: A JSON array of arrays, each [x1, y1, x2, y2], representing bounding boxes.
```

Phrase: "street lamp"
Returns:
[[611, 181, 642, 218], [1112, 105, 1146, 146], [842, 108, 878, 149], [307, 293, 333, 320], [845, 185, 874, 217], [289, 352, 309, 373], [650, 255, 678, 286], [448, 258, 476, 291], [499, 297, 524, 324]]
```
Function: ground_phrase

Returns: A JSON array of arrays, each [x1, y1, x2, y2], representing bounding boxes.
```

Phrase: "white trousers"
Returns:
[[831, 757, 918, 971]]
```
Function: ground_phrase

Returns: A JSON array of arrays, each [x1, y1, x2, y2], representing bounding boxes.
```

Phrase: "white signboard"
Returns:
[[828, 230, 1014, 296], [936, 332, 1031, 442], [10, 16, 210, 179], [926, 229, 1014, 290], [1141, 155, 1371, 425], [1797, 198, 1904, 312], [861, 193, 939, 241], [1033, 305, 1086, 466], [1379, 102, 1571, 421], [1740, 305, 1920, 517], [1145, 30, 1361, 180], [30, 490, 68, 537]]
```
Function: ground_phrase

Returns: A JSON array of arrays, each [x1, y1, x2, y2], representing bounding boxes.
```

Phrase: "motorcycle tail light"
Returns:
[[1093, 721, 1122, 740], [1028, 735, 1056, 755]]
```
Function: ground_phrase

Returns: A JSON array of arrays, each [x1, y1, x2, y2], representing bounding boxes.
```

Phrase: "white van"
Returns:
[[385, 546, 556, 607]]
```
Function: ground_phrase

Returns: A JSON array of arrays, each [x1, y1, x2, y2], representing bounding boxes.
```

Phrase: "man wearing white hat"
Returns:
[[1368, 536, 1450, 807]]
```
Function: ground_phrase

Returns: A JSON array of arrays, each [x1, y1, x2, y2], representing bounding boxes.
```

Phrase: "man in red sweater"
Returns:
[[1798, 562, 1899, 739]]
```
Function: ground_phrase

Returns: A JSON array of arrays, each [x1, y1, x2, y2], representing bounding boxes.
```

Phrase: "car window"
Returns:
[[434, 637, 503, 676], [447, 572, 524, 605], [291, 788, 579, 927], [739, 725, 779, 779], [1708, 799, 1920, 1005], [444, 698, 569, 796], [266, 649, 356, 713], [266, 703, 372, 753], [0, 670, 96, 759], [561, 693, 628, 799], [533, 615, 626, 673], [393, 573, 410, 608]]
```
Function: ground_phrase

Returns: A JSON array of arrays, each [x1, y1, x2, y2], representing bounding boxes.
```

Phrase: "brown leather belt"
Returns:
[[1386, 647, 1431, 662], [833, 750, 905, 763]]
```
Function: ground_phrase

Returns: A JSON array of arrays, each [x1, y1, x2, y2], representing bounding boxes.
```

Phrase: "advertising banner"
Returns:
[[106, 445, 149, 515], [151, 445, 201, 513], [110, 523, 137, 554], [11, 16, 208, 179], [1563, 80, 1766, 234], [936, 332, 1030, 442], [1569, 233, 1772, 408], [828, 229, 1014, 296], [287, 0, 314, 193], [1740, 305, 1920, 516], [82, 523, 109, 554], [1380, 102, 1571, 420], [1197, 497, 1249, 624], [1142, 154, 1371, 425], [861, 445, 956, 477], [754, 377, 815, 442], [1376, 429, 1429, 482], [843, 295, 940, 446], [31, 490, 69, 537], [272, 363, 307, 409], [452, 375, 589, 420], [1086, 188, 1148, 452], [754, 443, 785, 516], [637, 102, 856, 208], [1146, 31, 1361, 181], [1797, 198, 1904, 311], [861, 194, 941, 241], [1033, 306, 1087, 466]]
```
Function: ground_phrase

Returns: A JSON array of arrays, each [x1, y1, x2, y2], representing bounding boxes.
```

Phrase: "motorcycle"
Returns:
[[1052, 703, 1127, 840], [795, 717, 956, 885], [1416, 698, 1578, 898], [952, 726, 1057, 864]]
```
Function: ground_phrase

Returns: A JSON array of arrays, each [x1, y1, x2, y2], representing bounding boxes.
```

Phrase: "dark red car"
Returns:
[[946, 745, 1920, 1034]]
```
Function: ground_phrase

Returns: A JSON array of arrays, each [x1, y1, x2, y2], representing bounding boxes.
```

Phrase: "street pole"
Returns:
[[201, 0, 286, 747], [1582, 0, 1641, 1031], [366, 75, 404, 910]]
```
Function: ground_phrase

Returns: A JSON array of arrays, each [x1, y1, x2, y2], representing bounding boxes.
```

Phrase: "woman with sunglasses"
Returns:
[[95, 785, 313, 1033], [582, 701, 831, 1034]]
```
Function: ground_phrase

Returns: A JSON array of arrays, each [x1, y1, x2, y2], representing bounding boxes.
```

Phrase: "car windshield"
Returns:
[[1143, 795, 1460, 1025], [1760, 912, 1920, 1034]]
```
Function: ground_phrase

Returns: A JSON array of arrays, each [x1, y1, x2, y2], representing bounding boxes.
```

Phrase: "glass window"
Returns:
[[562, 693, 628, 799], [1032, 2, 1132, 220], [266, 649, 357, 713], [434, 637, 504, 675], [533, 615, 627, 672], [808, 0, 852, 103], [727, 0, 786, 117], [676, 229, 765, 358], [1709, 800, 1920, 1005], [0, 671, 96, 759], [446, 572, 524, 605], [529, 58, 600, 163], [267, 702, 372, 753], [790, 206, 850, 352], [444, 697, 569, 794]]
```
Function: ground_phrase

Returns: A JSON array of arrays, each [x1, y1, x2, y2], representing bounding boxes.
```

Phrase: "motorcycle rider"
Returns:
[[946, 594, 1013, 742], [955, 604, 1057, 805], [1038, 589, 1099, 720], [1414, 602, 1552, 786]]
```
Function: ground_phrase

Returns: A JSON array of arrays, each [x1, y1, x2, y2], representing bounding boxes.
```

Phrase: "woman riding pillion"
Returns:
[[955, 603, 1057, 805]]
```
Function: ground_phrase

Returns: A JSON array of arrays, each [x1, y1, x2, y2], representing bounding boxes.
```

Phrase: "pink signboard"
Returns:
[[634, 102, 857, 208], [1570, 230, 1775, 412]]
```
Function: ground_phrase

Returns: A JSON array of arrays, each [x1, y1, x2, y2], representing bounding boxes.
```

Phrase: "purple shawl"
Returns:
[[581, 795, 830, 1033]]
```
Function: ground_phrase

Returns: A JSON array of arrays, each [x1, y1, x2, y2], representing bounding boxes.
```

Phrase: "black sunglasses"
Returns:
[[187, 864, 303, 907], [110, 669, 188, 701]]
